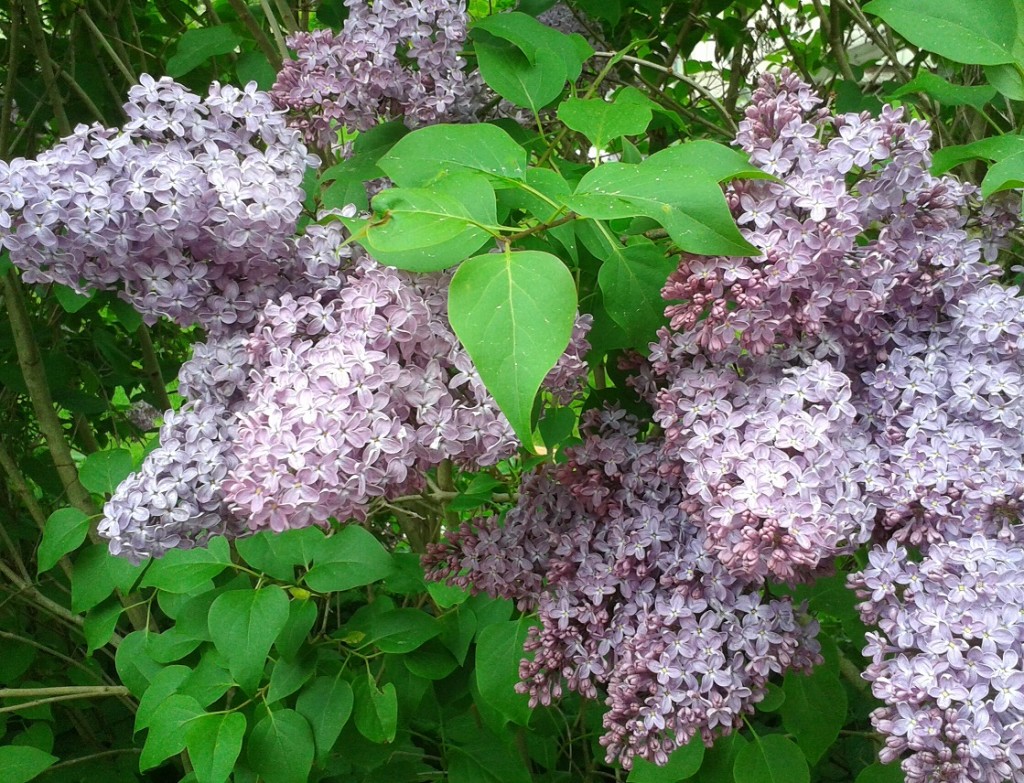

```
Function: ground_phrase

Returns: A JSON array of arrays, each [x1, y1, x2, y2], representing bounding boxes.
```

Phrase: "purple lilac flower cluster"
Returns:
[[426, 408, 821, 768], [271, 0, 480, 150], [849, 536, 1024, 783], [0, 76, 316, 333]]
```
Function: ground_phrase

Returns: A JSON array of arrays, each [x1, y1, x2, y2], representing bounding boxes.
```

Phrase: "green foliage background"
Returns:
[[2, 1, 1023, 782]]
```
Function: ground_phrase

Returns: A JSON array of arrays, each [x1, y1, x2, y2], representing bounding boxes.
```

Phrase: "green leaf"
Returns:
[[757, 682, 786, 713], [472, 12, 590, 79], [863, 0, 1019, 64], [558, 87, 655, 150], [0, 745, 58, 783], [181, 650, 234, 707], [78, 448, 133, 494], [235, 526, 324, 580], [628, 737, 705, 782], [115, 630, 165, 697], [352, 173, 497, 271], [473, 617, 536, 726], [448, 731, 532, 783], [985, 63, 1024, 101], [568, 141, 763, 256], [267, 654, 315, 703], [404, 641, 459, 680], [981, 150, 1024, 197], [166, 25, 243, 77], [930, 133, 1024, 174], [139, 693, 204, 771], [247, 709, 315, 783], [378, 123, 528, 187], [474, 32, 568, 112], [275, 598, 318, 660], [145, 626, 204, 663], [71, 543, 145, 613], [141, 536, 232, 593], [597, 240, 675, 348], [235, 51, 277, 90], [448, 249, 577, 447], [889, 71, 996, 110], [856, 763, 906, 783], [37, 507, 90, 574], [83, 598, 122, 653], [696, 732, 747, 783], [734, 734, 810, 783], [780, 662, 849, 764], [53, 284, 94, 313], [296, 675, 354, 761], [208, 586, 290, 694], [320, 121, 410, 211], [303, 525, 393, 593], [135, 665, 191, 731], [356, 608, 442, 654], [185, 712, 246, 783], [353, 675, 398, 744]]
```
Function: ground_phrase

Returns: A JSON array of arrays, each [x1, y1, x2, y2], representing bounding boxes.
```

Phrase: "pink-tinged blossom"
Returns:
[[426, 409, 820, 769]]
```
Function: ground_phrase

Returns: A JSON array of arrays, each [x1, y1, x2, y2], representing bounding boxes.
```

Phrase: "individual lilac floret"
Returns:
[[271, 0, 481, 150], [850, 536, 1024, 783], [426, 408, 821, 769], [0, 76, 316, 333], [99, 401, 247, 563]]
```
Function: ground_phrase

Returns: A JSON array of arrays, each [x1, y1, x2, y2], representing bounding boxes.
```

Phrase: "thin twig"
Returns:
[[20, 0, 71, 135], [225, 0, 283, 70]]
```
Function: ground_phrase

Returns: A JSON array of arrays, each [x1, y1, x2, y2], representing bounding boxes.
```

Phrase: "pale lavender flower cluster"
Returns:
[[849, 536, 1024, 783], [221, 252, 523, 533], [271, 0, 480, 150], [0, 75, 316, 333], [100, 401, 247, 562], [426, 408, 821, 769]]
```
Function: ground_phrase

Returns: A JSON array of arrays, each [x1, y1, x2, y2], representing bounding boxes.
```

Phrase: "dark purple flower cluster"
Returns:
[[426, 408, 821, 768], [0, 76, 316, 333], [849, 535, 1024, 783], [271, 0, 480, 150]]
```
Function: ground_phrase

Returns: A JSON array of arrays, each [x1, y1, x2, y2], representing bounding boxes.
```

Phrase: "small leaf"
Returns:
[[985, 63, 1024, 101], [166, 25, 243, 77], [448, 249, 577, 447], [83, 598, 122, 653], [930, 133, 1024, 175], [889, 71, 996, 110], [981, 150, 1024, 197], [474, 33, 568, 113], [115, 630, 165, 697], [353, 676, 398, 744], [355, 608, 442, 654], [141, 536, 232, 593], [597, 240, 675, 348], [558, 87, 654, 150], [37, 507, 90, 574], [266, 654, 315, 704], [352, 173, 497, 271], [53, 284, 94, 313], [734, 734, 809, 783], [856, 763, 906, 783], [185, 712, 246, 783], [378, 123, 528, 187], [235, 526, 324, 580], [296, 675, 354, 761], [0, 745, 58, 783], [139, 693, 204, 771], [628, 737, 704, 782], [303, 525, 393, 593], [473, 617, 536, 726], [79, 448, 133, 494], [863, 0, 1019, 64], [72, 543, 145, 613], [247, 709, 315, 783], [569, 141, 764, 256], [275, 599, 318, 661], [135, 665, 191, 731], [208, 586, 290, 694], [780, 661, 848, 764]]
